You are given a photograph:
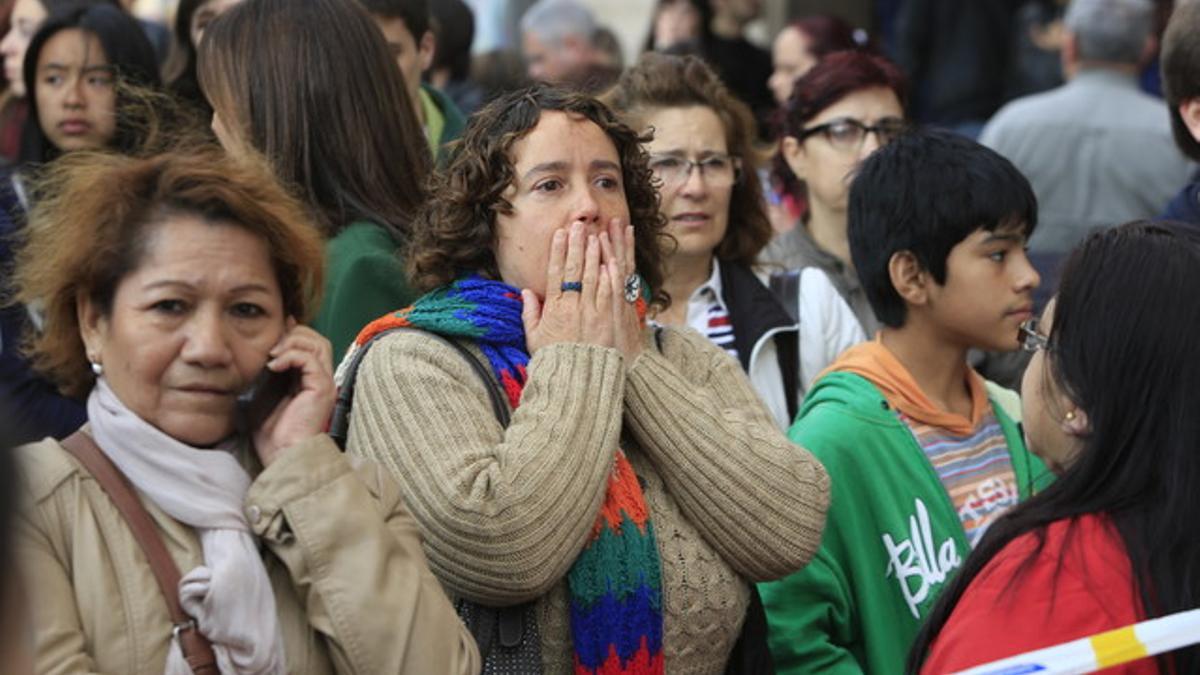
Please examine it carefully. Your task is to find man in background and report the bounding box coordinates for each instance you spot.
[364,0,468,160]
[519,0,618,92]
[981,0,1192,308]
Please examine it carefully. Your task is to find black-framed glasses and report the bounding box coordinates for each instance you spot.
[648,153,742,188]
[798,117,907,152]
[1019,318,1050,353]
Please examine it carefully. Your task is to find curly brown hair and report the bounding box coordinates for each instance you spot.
[408,84,671,309]
[603,52,773,267]
[12,148,326,397]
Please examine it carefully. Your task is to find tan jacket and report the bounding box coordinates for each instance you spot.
[347,326,831,674]
[16,432,480,675]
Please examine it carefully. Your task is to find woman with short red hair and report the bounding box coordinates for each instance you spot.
[763,50,909,338]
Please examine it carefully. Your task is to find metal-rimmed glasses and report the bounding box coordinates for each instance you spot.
[798,117,908,152]
[1019,318,1050,353]
[648,153,742,189]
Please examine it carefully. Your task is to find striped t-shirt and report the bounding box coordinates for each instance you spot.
[903,409,1018,547]
[683,259,739,361]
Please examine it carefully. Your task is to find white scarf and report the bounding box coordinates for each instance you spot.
[87,378,287,675]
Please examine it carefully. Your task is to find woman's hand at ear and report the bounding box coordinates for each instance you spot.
[252,321,336,467]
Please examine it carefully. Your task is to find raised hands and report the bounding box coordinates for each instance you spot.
[522,217,643,362]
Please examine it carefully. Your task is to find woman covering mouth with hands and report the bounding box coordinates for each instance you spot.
[341,84,830,674]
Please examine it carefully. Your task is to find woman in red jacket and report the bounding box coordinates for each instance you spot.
[909,220,1200,674]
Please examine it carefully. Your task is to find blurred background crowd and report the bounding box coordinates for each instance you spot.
[2,0,1199,672]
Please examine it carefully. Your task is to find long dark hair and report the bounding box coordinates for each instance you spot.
[198,0,429,243]
[162,0,209,114]
[909,221,1200,673]
[19,3,160,165]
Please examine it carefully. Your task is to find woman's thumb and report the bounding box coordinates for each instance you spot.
[521,289,541,333]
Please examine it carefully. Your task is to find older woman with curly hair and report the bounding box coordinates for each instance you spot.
[340,84,830,674]
[10,148,479,674]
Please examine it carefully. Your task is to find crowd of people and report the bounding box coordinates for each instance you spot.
[0,0,1198,673]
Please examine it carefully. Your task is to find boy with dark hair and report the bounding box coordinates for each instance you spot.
[761,128,1053,674]
[360,0,466,160]
[1160,0,1200,222]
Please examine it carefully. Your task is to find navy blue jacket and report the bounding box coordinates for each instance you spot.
[0,173,85,444]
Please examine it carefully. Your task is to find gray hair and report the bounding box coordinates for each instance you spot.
[520,0,597,46]
[1065,0,1155,65]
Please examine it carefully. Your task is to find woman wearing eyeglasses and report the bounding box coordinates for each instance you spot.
[765,50,908,338]
[606,52,863,430]
[909,221,1200,673]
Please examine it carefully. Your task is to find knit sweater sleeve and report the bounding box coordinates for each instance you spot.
[623,326,830,582]
[345,331,625,605]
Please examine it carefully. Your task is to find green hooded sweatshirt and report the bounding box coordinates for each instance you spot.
[760,372,1052,674]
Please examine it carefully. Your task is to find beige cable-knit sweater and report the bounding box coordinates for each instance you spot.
[347,325,830,674]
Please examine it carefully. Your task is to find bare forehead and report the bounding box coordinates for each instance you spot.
[642,105,727,153]
[132,214,273,278]
[510,110,620,171]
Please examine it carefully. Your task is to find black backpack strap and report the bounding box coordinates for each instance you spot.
[330,327,510,448]
[768,270,805,418]
[776,330,800,423]
[767,269,802,323]
[327,326,535,668]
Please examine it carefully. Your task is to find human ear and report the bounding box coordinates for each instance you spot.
[888,250,928,306]
[1060,33,1078,78]
[77,291,108,365]
[1139,35,1158,70]
[781,136,807,180]
[1180,98,1200,144]
[419,30,436,73]
[1060,402,1090,437]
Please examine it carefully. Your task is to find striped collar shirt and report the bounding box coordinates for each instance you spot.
[684,259,739,361]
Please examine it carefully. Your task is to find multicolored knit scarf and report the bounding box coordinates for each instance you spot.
[339,275,665,674]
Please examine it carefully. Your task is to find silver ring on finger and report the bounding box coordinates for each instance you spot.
[623,273,642,304]
[561,281,583,293]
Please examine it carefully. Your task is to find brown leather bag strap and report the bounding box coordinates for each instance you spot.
[60,431,219,675]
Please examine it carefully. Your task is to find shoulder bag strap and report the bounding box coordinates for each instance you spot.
[330,327,510,449]
[60,431,218,675]
[327,327,528,658]
[767,269,802,324]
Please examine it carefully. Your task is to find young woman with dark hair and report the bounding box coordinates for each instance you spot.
[606,52,863,427]
[198,0,431,360]
[762,50,908,337]
[910,220,1200,674]
[0,0,130,161]
[1,2,162,446]
[18,2,159,165]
